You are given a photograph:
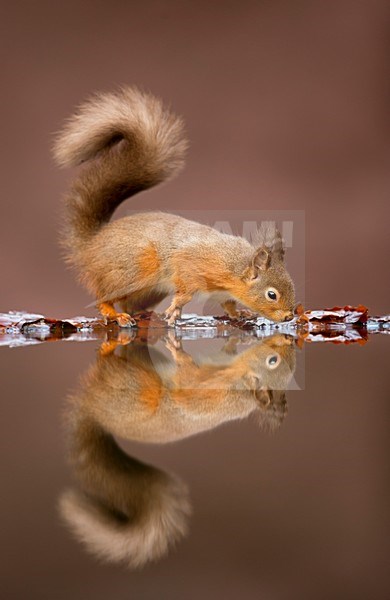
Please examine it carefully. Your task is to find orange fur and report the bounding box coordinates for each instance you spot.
[136,243,161,281]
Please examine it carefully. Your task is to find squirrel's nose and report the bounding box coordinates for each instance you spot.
[283,312,294,322]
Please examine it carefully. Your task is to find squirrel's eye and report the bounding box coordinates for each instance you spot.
[266,288,278,301]
[266,354,281,369]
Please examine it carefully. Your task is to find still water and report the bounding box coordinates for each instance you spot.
[1,323,389,600]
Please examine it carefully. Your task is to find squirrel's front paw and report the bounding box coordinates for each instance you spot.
[224,307,256,320]
[222,301,255,320]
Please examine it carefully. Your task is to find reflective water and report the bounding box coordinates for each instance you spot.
[1,327,389,600]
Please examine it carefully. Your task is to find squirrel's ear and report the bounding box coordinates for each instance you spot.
[272,229,285,262]
[255,387,272,408]
[252,246,271,275]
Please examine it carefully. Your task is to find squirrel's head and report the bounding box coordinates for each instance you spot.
[240,229,295,322]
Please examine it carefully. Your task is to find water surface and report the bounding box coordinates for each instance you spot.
[1,324,389,600]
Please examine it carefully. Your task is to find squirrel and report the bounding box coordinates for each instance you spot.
[53,86,295,326]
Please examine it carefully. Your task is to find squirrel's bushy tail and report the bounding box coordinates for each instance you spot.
[53,87,187,248]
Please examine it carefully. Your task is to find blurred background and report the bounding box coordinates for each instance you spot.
[1,0,389,316]
[1,2,389,600]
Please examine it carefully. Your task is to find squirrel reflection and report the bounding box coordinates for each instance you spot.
[59,332,296,568]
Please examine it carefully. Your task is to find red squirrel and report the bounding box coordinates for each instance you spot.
[54,87,295,326]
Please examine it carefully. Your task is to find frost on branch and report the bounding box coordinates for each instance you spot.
[0,307,389,348]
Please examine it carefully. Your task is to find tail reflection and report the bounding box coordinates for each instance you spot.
[59,417,190,568]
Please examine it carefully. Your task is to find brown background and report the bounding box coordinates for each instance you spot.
[1,0,389,316]
[1,2,389,600]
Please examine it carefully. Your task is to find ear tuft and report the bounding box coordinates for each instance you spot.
[253,223,285,263]
[272,229,285,262]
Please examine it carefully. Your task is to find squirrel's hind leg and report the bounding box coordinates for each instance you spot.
[98,302,136,328]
